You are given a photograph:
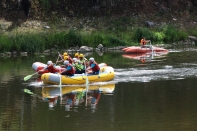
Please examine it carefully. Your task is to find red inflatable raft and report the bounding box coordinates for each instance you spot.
[122,45,168,53]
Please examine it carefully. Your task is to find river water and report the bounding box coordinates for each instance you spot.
[1,46,197,131]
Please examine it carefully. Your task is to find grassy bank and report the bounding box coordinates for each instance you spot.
[0,21,192,53]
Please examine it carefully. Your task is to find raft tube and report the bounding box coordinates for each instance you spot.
[41,66,115,85]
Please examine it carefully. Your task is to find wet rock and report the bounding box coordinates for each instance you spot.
[97,44,103,49]
[20,52,27,56]
[79,46,93,52]
[5,52,12,55]
[95,48,100,52]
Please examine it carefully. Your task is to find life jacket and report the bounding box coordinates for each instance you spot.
[79,58,88,68]
[73,62,83,71]
[68,56,73,64]
[90,61,100,72]
[65,64,75,74]
[47,65,58,73]
[140,39,146,45]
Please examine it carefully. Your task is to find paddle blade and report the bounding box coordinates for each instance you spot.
[24,72,38,81]
[59,74,62,88]
[85,76,89,92]
[24,75,33,81]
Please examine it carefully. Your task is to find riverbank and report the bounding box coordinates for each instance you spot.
[0,14,197,56]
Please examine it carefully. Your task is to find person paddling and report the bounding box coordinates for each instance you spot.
[78,53,88,71]
[61,60,75,77]
[86,57,100,75]
[38,61,58,74]
[72,58,84,74]
[140,37,150,47]
[57,55,73,64]
[74,53,80,60]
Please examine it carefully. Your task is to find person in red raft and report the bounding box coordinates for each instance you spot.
[140,37,150,47]
[86,57,100,75]
[38,61,58,74]
[61,60,75,77]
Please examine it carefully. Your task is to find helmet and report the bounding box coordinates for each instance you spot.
[63,52,68,56]
[79,54,84,58]
[64,60,69,65]
[75,53,79,57]
[73,58,77,62]
[47,61,52,65]
[89,57,94,62]
[64,56,68,60]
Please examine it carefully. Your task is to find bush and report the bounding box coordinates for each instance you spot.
[163,26,188,43]
[153,32,165,43]
[133,27,153,43]
[0,35,12,52]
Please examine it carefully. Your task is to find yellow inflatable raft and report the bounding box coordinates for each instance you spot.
[41,66,115,85]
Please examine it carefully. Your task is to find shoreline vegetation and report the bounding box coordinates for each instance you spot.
[1,0,197,56]
[1,17,197,56]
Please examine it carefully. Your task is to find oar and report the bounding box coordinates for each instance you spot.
[24,72,38,81]
[84,62,89,106]
[55,55,59,65]
[59,67,62,104]
[149,40,155,59]
[58,52,64,60]
[150,40,154,53]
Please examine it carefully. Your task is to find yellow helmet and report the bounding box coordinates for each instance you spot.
[79,54,84,58]
[75,53,79,57]
[64,56,68,60]
[63,52,68,56]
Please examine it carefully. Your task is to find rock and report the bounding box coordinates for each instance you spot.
[12,51,17,55]
[188,36,197,41]
[145,21,154,27]
[95,48,100,52]
[43,26,50,29]
[21,52,27,56]
[0,53,5,57]
[43,49,50,53]
[97,44,103,49]
[79,46,93,52]
[5,52,11,55]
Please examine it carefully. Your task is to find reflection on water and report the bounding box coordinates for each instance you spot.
[34,84,116,112]
[122,51,169,63]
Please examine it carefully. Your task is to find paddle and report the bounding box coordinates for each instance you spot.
[24,72,38,81]
[149,40,155,59]
[55,55,59,65]
[59,66,62,104]
[84,62,89,106]
[150,40,153,52]
[58,52,64,60]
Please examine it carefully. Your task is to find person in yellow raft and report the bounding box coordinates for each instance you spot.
[72,58,84,74]
[74,52,80,60]
[140,37,150,47]
[57,52,73,64]
[78,54,88,73]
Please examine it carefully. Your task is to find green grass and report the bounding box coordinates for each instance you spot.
[0,21,192,53]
